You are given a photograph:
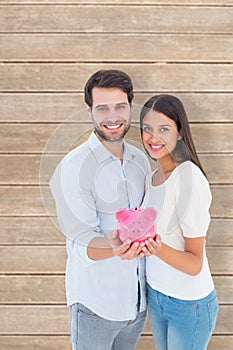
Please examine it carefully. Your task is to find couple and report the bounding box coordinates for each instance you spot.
[50,69,218,350]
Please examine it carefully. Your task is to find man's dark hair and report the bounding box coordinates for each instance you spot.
[84,69,134,107]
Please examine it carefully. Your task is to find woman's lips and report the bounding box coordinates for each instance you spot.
[150,144,164,152]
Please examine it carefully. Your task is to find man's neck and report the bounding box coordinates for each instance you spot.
[96,133,124,160]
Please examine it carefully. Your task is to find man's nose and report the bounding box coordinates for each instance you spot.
[106,108,119,120]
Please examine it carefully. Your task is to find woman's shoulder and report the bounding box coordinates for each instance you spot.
[176,161,211,201]
[177,161,208,183]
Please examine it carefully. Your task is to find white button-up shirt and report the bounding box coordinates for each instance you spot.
[50,131,150,321]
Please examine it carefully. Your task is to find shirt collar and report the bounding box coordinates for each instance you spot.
[88,131,136,164]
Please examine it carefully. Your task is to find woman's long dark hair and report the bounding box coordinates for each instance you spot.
[140,94,207,177]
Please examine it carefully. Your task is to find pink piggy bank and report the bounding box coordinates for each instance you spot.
[116,207,157,243]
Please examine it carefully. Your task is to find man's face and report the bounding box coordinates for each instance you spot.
[90,87,131,142]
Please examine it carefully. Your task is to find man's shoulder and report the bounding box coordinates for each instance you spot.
[65,139,91,163]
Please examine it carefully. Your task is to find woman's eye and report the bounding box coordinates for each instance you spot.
[142,126,152,133]
[161,127,169,132]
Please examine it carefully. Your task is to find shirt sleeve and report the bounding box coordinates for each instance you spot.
[175,162,212,238]
[50,156,103,266]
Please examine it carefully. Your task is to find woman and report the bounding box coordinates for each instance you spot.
[140,94,218,350]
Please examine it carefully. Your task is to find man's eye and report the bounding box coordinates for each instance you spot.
[97,106,108,112]
[116,104,127,110]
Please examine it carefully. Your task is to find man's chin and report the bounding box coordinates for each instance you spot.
[94,126,130,142]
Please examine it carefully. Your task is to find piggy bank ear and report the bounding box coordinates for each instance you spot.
[115,209,130,223]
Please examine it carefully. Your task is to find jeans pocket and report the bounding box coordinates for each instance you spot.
[168,296,196,309]
[77,303,99,319]
[207,296,218,332]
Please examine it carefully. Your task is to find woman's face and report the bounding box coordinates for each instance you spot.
[142,110,180,161]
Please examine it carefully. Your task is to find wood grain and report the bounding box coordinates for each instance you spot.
[0,185,232,218]
[0,275,231,305]
[0,124,232,154]
[0,276,66,304]
[0,217,64,244]
[211,186,233,218]
[0,154,232,185]
[0,185,232,217]
[1,34,232,62]
[0,217,231,246]
[207,219,233,246]
[0,335,232,350]
[1,64,233,92]
[1,93,233,123]
[0,246,67,273]
[1,0,232,346]
[0,306,231,334]
[0,246,231,274]
[1,1,232,4]
[1,5,232,33]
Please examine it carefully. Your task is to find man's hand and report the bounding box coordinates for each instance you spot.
[109,230,146,260]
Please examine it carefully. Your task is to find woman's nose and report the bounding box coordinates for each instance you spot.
[148,130,160,141]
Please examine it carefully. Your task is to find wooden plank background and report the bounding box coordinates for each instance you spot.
[0,1,232,349]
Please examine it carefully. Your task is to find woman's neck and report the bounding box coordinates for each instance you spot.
[152,158,177,186]
[157,157,177,174]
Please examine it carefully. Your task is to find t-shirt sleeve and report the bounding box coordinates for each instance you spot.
[175,162,212,238]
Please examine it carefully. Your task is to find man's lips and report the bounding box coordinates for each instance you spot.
[102,122,124,130]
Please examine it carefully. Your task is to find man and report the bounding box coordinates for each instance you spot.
[50,70,154,350]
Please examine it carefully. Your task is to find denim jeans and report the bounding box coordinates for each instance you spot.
[147,283,218,350]
[69,303,147,350]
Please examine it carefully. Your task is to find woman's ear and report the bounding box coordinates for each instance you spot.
[177,129,183,140]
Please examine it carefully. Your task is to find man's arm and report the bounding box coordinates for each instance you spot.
[50,158,147,263]
[87,231,147,261]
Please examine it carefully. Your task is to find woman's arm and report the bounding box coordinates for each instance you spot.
[144,236,205,276]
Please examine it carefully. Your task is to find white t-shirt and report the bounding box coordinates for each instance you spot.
[143,161,215,300]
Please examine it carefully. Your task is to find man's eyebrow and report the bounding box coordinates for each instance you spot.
[93,104,108,109]
[93,102,129,109]
[116,102,129,106]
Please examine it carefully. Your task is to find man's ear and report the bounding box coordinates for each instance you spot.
[87,106,93,119]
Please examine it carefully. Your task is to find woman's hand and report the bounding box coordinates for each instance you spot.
[109,230,148,260]
[142,234,162,256]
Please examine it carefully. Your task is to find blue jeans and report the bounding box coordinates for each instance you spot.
[147,283,218,350]
[69,303,147,350]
